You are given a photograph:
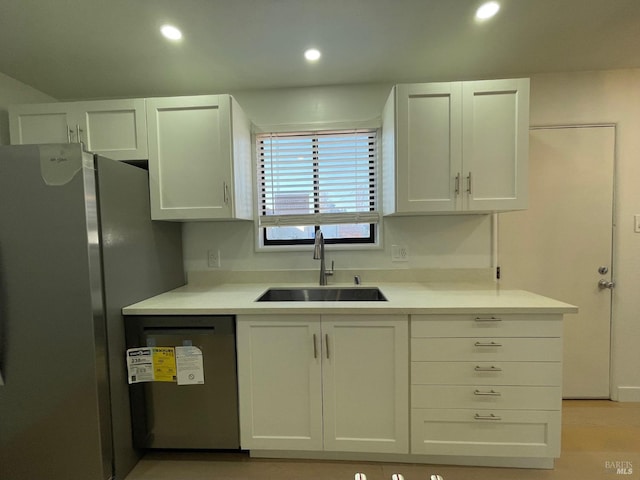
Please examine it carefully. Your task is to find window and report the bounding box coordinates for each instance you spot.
[257,129,379,246]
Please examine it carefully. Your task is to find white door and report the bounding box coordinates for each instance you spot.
[146,95,232,220]
[321,315,409,454]
[462,78,529,211]
[236,315,323,450]
[78,99,148,160]
[395,82,462,213]
[498,126,614,398]
[9,103,73,144]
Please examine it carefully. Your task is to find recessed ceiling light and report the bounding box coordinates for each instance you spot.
[304,48,321,62]
[475,1,500,20]
[160,24,182,41]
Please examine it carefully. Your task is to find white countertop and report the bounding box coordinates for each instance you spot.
[122,282,578,316]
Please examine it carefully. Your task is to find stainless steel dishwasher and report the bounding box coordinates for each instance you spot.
[125,315,239,449]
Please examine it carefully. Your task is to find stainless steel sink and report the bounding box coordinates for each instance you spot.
[255,287,387,302]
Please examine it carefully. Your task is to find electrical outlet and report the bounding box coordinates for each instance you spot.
[207,249,221,268]
[391,244,409,262]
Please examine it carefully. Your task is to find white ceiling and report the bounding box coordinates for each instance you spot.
[1,0,640,101]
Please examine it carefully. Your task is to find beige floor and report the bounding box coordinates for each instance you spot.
[126,400,640,480]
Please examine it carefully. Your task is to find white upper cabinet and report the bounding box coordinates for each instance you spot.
[146,95,253,221]
[385,82,463,213]
[462,79,529,211]
[383,78,529,214]
[9,99,148,161]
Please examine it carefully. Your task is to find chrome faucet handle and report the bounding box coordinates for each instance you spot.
[326,260,334,276]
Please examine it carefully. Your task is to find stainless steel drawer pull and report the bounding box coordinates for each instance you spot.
[325,334,330,359]
[474,316,502,322]
[474,365,502,372]
[313,334,318,359]
[474,389,502,396]
[474,341,502,347]
[474,413,502,421]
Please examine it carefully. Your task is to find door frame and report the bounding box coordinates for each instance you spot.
[492,123,618,398]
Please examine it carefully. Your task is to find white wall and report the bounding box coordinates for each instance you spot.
[0,72,56,144]
[529,69,640,402]
[182,84,494,276]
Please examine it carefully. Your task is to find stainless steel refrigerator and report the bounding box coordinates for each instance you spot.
[0,144,185,480]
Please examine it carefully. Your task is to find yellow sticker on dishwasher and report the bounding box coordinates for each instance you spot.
[152,347,177,382]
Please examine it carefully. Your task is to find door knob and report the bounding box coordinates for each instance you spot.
[598,279,615,289]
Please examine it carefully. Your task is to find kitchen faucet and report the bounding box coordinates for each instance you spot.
[313,230,333,285]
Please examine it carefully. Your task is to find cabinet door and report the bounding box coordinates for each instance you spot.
[9,100,148,161]
[321,315,409,454]
[395,83,462,213]
[9,103,74,144]
[77,99,148,160]
[462,78,529,211]
[146,95,233,220]
[236,315,323,451]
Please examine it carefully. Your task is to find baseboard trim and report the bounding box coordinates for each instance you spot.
[249,450,555,469]
[616,386,640,402]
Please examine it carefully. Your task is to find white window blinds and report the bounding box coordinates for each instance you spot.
[257,130,379,227]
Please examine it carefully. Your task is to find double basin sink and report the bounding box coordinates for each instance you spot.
[256,287,387,302]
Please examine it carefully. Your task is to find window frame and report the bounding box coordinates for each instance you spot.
[255,128,381,249]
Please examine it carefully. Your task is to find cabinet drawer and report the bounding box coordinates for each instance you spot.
[411,408,560,457]
[412,385,561,410]
[411,361,561,386]
[411,337,561,362]
[411,314,562,338]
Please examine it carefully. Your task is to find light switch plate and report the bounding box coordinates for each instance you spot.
[635,214,640,233]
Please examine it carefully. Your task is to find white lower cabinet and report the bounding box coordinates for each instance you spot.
[410,314,563,460]
[237,314,409,454]
[237,311,562,466]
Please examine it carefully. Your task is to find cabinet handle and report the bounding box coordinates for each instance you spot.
[223,181,230,205]
[474,365,502,372]
[67,126,72,143]
[454,173,460,195]
[474,389,502,396]
[325,334,330,359]
[474,413,502,421]
[474,316,502,322]
[474,341,502,347]
[313,334,318,359]
[76,124,84,147]
[466,172,472,194]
